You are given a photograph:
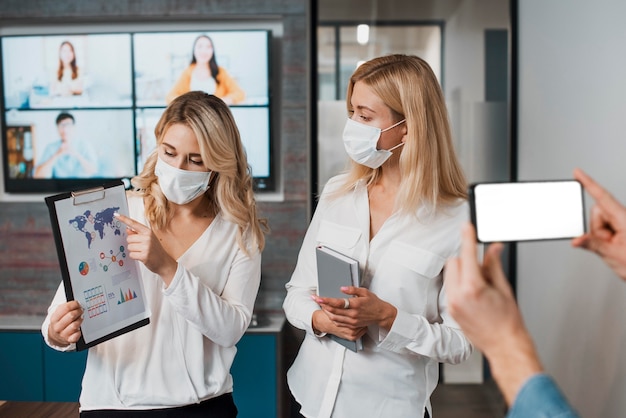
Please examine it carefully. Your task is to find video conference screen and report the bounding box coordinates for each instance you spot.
[1,30,273,194]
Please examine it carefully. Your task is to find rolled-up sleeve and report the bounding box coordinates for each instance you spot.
[507,374,581,418]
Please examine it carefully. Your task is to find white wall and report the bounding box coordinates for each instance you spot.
[444,0,510,184]
[518,1,626,417]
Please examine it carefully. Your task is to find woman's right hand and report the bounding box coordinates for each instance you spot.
[114,213,178,286]
[312,309,367,341]
[48,300,84,347]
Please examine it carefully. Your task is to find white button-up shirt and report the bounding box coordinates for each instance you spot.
[42,195,261,411]
[283,175,472,418]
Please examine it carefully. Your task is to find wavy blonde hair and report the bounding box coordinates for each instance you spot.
[131,91,267,252]
[340,54,467,213]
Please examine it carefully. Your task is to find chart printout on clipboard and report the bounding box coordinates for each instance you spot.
[45,181,150,350]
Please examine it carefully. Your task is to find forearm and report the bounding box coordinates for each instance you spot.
[377,309,473,363]
[283,221,325,335]
[283,285,321,335]
[164,253,260,347]
[485,330,544,406]
[34,156,57,178]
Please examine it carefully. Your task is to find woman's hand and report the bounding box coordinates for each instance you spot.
[312,309,367,341]
[313,287,398,333]
[48,300,83,347]
[115,213,178,285]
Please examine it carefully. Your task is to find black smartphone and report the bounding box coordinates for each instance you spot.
[468,180,586,243]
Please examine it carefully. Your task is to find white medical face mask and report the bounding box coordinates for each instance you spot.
[154,156,212,205]
[342,118,406,169]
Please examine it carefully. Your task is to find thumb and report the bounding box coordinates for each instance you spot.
[482,243,512,295]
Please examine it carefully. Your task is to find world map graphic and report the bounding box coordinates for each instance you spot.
[68,207,121,249]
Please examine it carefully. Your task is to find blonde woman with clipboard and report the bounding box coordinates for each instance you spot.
[283,55,472,418]
[42,91,267,417]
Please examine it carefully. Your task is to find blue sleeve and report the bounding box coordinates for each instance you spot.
[506,374,581,418]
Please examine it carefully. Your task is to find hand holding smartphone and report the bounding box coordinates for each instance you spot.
[469,180,586,243]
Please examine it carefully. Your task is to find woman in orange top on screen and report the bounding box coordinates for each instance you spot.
[166,35,245,105]
[51,40,84,97]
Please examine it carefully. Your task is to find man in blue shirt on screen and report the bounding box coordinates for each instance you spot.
[446,168,626,417]
[34,112,98,178]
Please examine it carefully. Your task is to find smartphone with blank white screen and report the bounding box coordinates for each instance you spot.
[469,180,586,243]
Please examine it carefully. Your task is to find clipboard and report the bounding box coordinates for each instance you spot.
[45,181,150,351]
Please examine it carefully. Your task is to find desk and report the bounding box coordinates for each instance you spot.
[0,312,286,418]
[0,400,78,418]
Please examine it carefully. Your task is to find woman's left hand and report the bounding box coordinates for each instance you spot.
[313,286,397,331]
[115,213,178,284]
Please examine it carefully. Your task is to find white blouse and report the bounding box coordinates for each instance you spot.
[42,195,261,411]
[283,174,473,418]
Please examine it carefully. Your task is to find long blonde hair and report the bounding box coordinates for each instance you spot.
[341,54,467,213]
[131,91,267,252]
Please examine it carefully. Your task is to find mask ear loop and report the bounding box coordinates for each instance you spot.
[206,170,216,190]
[380,119,407,152]
[381,118,406,133]
[387,142,405,152]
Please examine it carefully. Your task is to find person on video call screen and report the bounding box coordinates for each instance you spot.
[34,112,98,178]
[166,34,245,105]
[51,41,84,97]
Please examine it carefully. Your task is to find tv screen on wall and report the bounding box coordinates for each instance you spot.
[0,29,273,194]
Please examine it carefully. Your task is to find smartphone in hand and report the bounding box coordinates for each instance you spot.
[469,180,586,243]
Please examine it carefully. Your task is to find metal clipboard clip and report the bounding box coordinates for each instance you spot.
[72,186,106,205]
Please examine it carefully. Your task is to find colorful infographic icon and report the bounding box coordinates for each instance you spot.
[78,261,89,276]
[99,246,126,271]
